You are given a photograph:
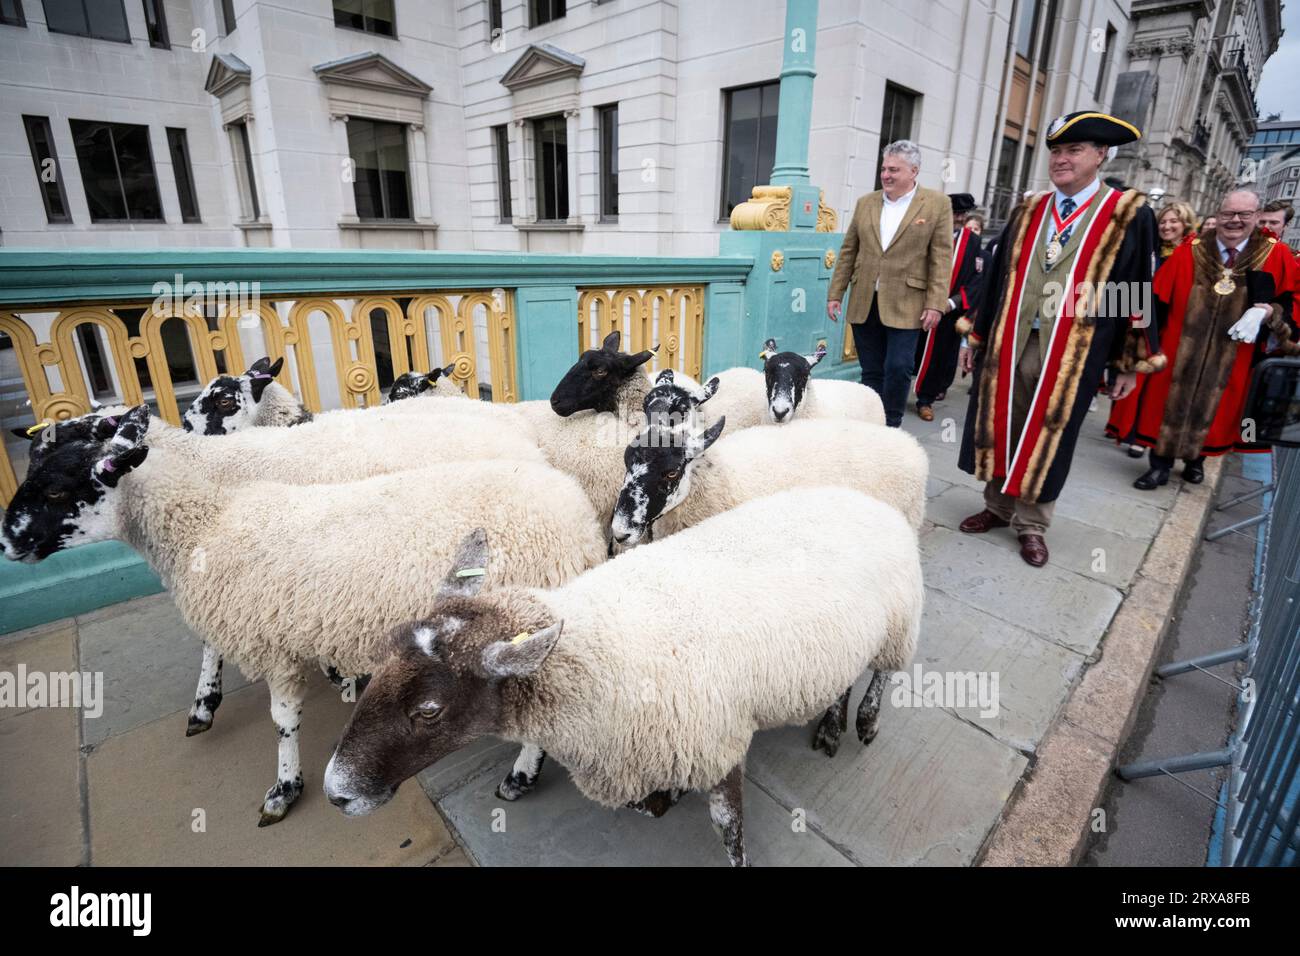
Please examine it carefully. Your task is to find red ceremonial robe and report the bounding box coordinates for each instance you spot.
[1131,230,1299,459]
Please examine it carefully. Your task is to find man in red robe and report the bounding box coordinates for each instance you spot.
[1131,189,1299,488]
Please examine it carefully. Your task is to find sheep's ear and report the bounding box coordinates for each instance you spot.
[11,426,37,442]
[622,348,655,371]
[685,417,725,459]
[699,376,720,403]
[805,343,828,368]
[480,622,563,679]
[438,528,489,598]
[92,444,149,488]
[265,356,285,378]
[654,368,675,386]
[601,330,621,352]
[439,362,457,379]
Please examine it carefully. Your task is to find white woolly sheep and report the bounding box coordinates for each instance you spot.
[758,337,885,425]
[0,406,606,825]
[323,486,924,866]
[610,416,928,757]
[182,357,313,435]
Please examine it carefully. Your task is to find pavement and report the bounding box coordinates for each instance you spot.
[1083,455,1262,866]
[0,376,1210,866]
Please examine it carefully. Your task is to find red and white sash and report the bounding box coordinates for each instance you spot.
[995,188,1122,495]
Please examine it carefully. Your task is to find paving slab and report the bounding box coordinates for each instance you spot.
[746,694,1027,866]
[436,747,854,867]
[920,527,1122,655]
[86,677,456,866]
[0,701,84,865]
[914,588,1085,753]
[924,485,1151,588]
[78,593,251,747]
[0,622,79,722]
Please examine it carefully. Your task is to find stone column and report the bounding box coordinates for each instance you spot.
[332,114,358,221]
[408,122,432,221]
[564,107,581,223]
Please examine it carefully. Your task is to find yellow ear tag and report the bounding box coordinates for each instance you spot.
[455,568,485,578]
[510,631,532,645]
[26,422,51,437]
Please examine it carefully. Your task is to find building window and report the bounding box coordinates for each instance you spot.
[493,124,512,222]
[218,0,235,35]
[228,120,260,220]
[530,0,565,28]
[348,117,412,221]
[142,0,168,47]
[876,82,919,190]
[1095,24,1117,99]
[69,120,163,222]
[42,0,129,41]
[1,0,26,27]
[720,81,779,220]
[599,104,619,220]
[166,128,200,222]
[22,115,71,223]
[333,0,394,37]
[532,114,568,221]
[1283,182,1297,199]
[488,0,502,35]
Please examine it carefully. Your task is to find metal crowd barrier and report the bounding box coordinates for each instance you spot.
[1116,359,1300,866]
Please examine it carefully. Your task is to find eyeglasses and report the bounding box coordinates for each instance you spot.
[1217,212,1257,221]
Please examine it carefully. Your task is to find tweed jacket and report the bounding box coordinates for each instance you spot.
[828,186,955,329]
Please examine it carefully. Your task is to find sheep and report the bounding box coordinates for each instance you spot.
[0,405,607,826]
[32,402,543,736]
[323,486,924,866]
[610,416,927,757]
[385,364,461,403]
[182,357,313,435]
[758,337,886,425]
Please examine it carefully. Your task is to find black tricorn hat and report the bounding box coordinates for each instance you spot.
[949,193,977,215]
[1045,111,1141,147]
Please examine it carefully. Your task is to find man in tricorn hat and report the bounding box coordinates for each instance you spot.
[955,111,1164,567]
[1128,188,1298,489]
[913,192,984,421]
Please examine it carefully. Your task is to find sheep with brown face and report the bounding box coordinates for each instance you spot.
[325,486,923,866]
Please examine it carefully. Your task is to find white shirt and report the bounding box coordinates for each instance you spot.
[1216,236,1249,263]
[880,185,917,251]
[1044,176,1102,249]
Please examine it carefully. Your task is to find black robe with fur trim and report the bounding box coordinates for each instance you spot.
[957,189,1161,503]
[914,228,984,404]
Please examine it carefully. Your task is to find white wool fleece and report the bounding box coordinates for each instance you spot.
[139,408,543,485]
[113,453,606,685]
[499,487,923,807]
[658,418,927,538]
[790,378,885,425]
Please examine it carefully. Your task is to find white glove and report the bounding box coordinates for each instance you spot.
[1227,306,1267,343]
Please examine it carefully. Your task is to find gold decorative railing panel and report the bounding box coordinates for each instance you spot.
[0,289,519,506]
[577,286,705,379]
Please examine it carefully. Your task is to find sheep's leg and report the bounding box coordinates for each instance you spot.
[186,643,223,737]
[708,763,748,867]
[856,670,889,746]
[496,744,547,801]
[626,788,684,818]
[258,681,306,827]
[811,687,851,757]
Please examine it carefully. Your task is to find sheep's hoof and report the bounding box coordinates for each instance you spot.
[258,779,304,826]
[856,717,880,747]
[185,715,213,737]
[812,712,844,758]
[495,771,535,802]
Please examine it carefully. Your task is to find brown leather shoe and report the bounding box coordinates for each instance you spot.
[917,405,935,422]
[1019,534,1049,567]
[959,509,1011,534]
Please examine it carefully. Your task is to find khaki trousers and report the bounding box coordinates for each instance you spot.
[983,330,1056,537]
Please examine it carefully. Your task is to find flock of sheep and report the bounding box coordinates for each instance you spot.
[1,332,928,866]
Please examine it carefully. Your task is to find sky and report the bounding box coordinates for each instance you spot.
[1255,2,1299,120]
